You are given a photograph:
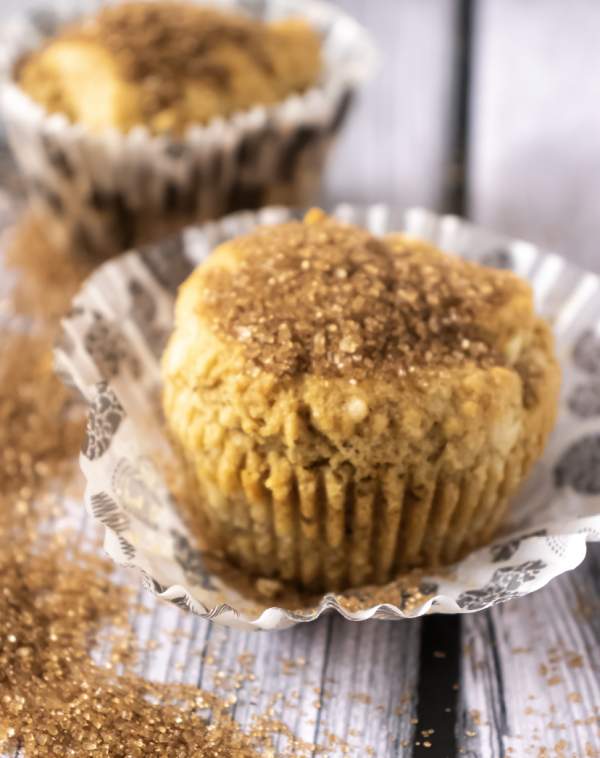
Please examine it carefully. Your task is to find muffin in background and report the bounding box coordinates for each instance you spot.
[18,3,321,135]
[162,209,561,593]
[1,1,375,256]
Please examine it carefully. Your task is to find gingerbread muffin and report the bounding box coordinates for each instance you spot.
[5,1,374,256]
[161,209,560,592]
[18,2,321,135]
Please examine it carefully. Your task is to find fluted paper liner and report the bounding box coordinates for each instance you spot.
[179,440,529,592]
[55,205,600,630]
[0,0,376,256]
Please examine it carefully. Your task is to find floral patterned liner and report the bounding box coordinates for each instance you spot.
[55,204,600,630]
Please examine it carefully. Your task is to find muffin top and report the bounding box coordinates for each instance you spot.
[183,209,535,381]
[165,210,559,476]
[18,1,321,134]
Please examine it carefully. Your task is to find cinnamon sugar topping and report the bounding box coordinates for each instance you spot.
[94,2,272,89]
[198,209,523,379]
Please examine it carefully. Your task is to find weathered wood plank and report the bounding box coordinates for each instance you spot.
[187,612,422,756]
[468,0,600,272]
[311,616,421,756]
[2,0,47,14]
[464,6,600,751]
[324,0,460,212]
[198,615,334,752]
[458,544,600,757]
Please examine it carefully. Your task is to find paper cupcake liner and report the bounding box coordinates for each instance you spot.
[55,204,600,630]
[0,0,376,257]
[175,435,537,593]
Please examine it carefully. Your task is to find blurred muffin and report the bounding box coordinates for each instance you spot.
[164,209,561,593]
[3,1,374,256]
[18,3,321,135]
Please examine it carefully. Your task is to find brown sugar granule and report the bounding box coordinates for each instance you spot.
[198,209,521,379]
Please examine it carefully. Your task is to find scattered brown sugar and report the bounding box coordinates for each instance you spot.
[0,331,83,501]
[1,535,312,757]
[0,215,348,758]
[332,569,442,614]
[4,216,94,321]
[0,218,92,505]
[198,209,523,379]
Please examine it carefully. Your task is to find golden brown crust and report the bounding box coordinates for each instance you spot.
[162,212,561,592]
[190,209,535,379]
[18,2,321,134]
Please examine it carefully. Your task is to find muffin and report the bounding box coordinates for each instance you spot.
[18,3,321,135]
[162,209,561,592]
[2,1,374,256]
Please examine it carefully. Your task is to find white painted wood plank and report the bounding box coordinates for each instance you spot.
[324,0,460,211]
[198,615,333,752]
[467,5,600,751]
[314,616,421,757]
[458,545,600,757]
[1,1,42,14]
[468,0,600,272]
[190,613,422,756]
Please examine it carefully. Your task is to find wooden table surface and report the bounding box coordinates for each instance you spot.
[2,1,600,756]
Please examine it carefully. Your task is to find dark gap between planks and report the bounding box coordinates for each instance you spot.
[415,1,474,756]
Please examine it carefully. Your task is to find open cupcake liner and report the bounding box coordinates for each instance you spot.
[0,0,377,257]
[55,204,600,630]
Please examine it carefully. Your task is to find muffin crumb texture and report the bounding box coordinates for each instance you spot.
[18,1,321,133]
[163,211,561,592]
